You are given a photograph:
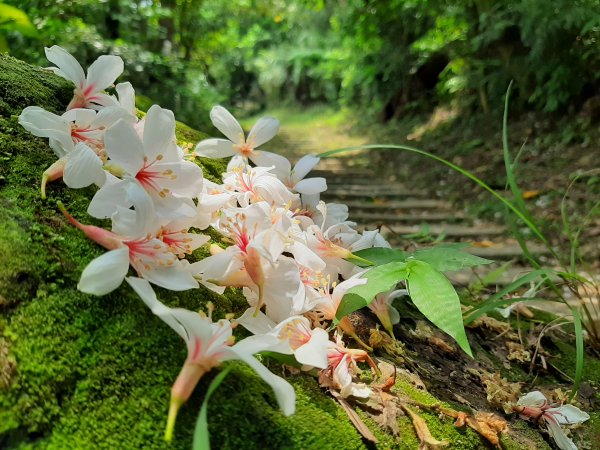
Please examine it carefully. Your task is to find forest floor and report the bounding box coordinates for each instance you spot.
[239,104,600,448]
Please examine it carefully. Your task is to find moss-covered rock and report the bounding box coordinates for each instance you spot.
[0,54,592,450]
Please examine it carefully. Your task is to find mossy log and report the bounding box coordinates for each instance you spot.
[0,55,594,449]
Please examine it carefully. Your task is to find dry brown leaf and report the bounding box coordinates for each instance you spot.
[522,190,541,200]
[463,413,507,448]
[472,240,497,248]
[400,404,449,450]
[480,372,522,413]
[330,390,379,444]
[506,341,531,363]
[410,321,455,353]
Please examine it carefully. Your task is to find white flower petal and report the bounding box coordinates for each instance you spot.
[78,247,129,295]
[115,82,136,115]
[18,106,72,156]
[294,177,327,195]
[63,142,106,188]
[292,155,320,182]
[517,391,548,408]
[210,105,244,143]
[93,105,135,128]
[45,46,85,86]
[236,308,277,335]
[140,264,199,291]
[249,150,286,168]
[62,108,97,127]
[85,55,124,92]
[87,179,130,219]
[227,345,296,416]
[156,161,203,197]
[110,181,155,236]
[248,117,279,147]
[294,327,329,369]
[104,119,145,175]
[545,418,577,450]
[194,138,235,158]
[143,105,176,161]
[551,405,590,425]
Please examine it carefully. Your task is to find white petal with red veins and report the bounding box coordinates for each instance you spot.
[295,327,329,369]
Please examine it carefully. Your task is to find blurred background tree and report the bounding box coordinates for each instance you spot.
[3,0,600,128]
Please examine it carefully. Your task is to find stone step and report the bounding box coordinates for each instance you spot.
[312,169,374,178]
[343,199,450,210]
[464,243,551,260]
[322,188,427,199]
[349,212,465,223]
[374,223,506,238]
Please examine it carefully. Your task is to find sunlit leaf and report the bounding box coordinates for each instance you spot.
[406,260,472,356]
[0,4,37,37]
[412,247,493,272]
[352,247,407,267]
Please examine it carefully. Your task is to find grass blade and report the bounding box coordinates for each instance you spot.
[570,307,584,399]
[193,366,233,450]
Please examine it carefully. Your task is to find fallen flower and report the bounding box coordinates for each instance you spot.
[514,391,589,450]
[126,277,296,441]
[45,45,124,110]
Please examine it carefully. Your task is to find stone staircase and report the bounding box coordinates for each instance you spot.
[314,158,553,288]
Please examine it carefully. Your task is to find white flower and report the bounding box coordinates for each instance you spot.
[195,105,284,167]
[221,165,298,207]
[319,335,377,398]
[126,277,296,441]
[60,189,198,295]
[45,45,124,110]
[236,310,329,369]
[268,154,327,195]
[88,105,203,220]
[515,391,589,450]
[18,105,133,196]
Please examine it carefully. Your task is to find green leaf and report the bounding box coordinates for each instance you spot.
[406,260,472,356]
[412,247,494,272]
[352,247,408,267]
[193,366,232,450]
[0,4,37,37]
[336,261,407,321]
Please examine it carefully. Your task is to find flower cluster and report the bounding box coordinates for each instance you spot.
[20,47,399,441]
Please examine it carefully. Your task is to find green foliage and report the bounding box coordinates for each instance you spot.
[338,243,490,355]
[405,260,472,356]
